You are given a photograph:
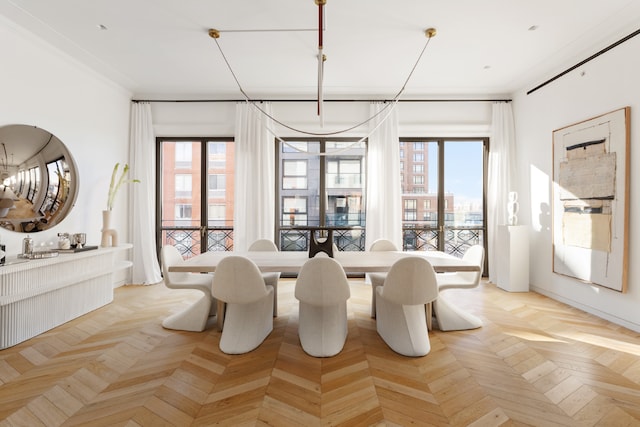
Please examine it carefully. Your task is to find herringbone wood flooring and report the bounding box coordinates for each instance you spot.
[1,279,640,426]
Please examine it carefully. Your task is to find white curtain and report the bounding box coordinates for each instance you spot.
[233,102,275,252]
[487,102,517,283]
[365,102,402,250]
[129,102,162,284]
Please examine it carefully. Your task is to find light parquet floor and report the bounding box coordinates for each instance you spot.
[1,279,640,426]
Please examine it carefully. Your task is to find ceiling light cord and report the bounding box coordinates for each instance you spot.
[265,99,399,157]
[317,0,325,122]
[211,36,251,102]
[210,28,433,137]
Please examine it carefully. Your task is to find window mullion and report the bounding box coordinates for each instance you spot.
[437,139,445,251]
[201,140,208,253]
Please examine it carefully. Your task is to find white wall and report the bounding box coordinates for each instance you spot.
[0,16,132,255]
[512,34,640,331]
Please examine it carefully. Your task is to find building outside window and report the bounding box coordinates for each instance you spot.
[208,174,226,198]
[158,138,234,258]
[282,196,307,226]
[282,160,308,189]
[208,142,226,169]
[175,174,192,198]
[208,204,226,223]
[175,204,192,224]
[277,139,365,251]
[404,199,417,221]
[400,138,487,257]
[175,142,192,168]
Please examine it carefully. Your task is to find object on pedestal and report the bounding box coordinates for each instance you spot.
[507,191,519,226]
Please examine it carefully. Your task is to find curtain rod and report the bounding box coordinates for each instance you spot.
[527,27,640,95]
[131,98,511,103]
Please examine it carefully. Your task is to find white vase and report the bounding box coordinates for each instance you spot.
[101,210,111,230]
[100,210,118,247]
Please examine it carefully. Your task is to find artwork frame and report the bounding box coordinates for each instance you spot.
[552,107,630,292]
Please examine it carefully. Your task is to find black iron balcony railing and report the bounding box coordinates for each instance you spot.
[279,227,366,252]
[161,224,484,260]
[402,226,484,258]
[160,226,234,259]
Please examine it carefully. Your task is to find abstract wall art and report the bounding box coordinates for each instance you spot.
[552,107,630,292]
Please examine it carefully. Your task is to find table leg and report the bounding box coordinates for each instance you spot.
[216,300,226,331]
[425,302,433,331]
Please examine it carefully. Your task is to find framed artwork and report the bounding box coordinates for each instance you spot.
[552,107,630,292]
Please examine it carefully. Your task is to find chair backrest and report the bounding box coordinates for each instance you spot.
[295,257,350,306]
[212,256,268,304]
[249,239,279,252]
[381,257,438,305]
[460,244,485,284]
[370,239,398,251]
[161,245,191,287]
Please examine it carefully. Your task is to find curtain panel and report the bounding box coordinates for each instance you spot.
[233,102,275,252]
[365,102,402,250]
[129,101,162,285]
[487,102,517,283]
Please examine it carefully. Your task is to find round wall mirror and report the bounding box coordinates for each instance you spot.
[0,124,78,233]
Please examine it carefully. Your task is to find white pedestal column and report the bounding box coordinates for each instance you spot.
[497,225,529,292]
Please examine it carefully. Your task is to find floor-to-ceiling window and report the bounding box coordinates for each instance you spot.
[276,139,366,251]
[400,138,487,260]
[156,135,486,262]
[157,138,234,258]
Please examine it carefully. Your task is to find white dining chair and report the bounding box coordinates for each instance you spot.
[161,245,216,332]
[212,255,274,354]
[433,244,484,331]
[375,257,439,357]
[295,257,351,357]
[368,238,398,318]
[248,239,280,317]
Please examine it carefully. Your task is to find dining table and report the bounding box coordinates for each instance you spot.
[169,250,482,332]
[169,249,480,274]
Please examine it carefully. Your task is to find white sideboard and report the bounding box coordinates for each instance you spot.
[0,244,132,349]
[497,225,529,292]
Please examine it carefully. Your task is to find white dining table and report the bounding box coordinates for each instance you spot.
[169,250,480,274]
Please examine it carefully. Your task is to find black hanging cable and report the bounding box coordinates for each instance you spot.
[209,27,435,136]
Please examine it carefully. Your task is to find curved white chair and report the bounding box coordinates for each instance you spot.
[295,257,351,357]
[212,256,274,354]
[433,244,485,331]
[369,238,398,252]
[368,239,399,318]
[248,239,280,317]
[375,257,438,357]
[161,245,216,332]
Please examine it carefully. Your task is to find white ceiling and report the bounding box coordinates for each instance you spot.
[2,0,640,100]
